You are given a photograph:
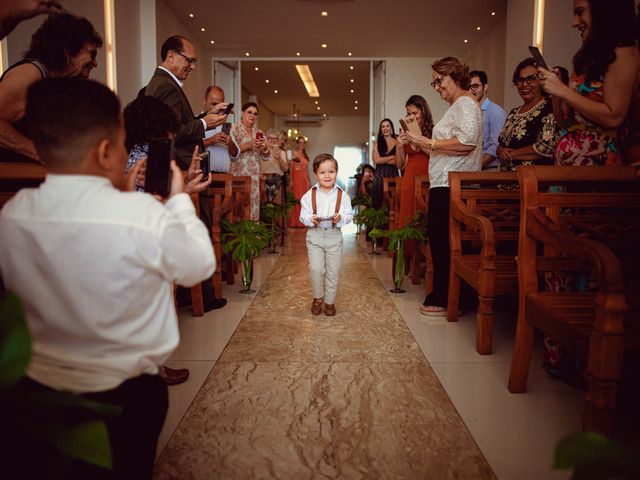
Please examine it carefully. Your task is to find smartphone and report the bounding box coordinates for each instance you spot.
[222,103,234,115]
[399,118,409,133]
[199,151,210,177]
[221,122,231,135]
[146,138,173,197]
[528,46,549,70]
[256,131,264,141]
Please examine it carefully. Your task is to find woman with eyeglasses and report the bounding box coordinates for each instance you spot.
[496,58,560,171]
[400,57,483,317]
[371,118,399,209]
[231,102,269,221]
[537,0,639,167]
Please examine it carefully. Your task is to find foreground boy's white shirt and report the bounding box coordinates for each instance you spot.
[0,174,215,393]
[299,184,354,228]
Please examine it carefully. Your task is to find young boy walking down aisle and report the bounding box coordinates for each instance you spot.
[299,154,354,316]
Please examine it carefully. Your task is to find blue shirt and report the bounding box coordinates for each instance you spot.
[480,97,506,169]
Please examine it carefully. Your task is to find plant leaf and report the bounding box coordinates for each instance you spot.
[0,292,31,392]
[47,419,113,469]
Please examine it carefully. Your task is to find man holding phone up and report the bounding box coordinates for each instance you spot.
[202,85,239,173]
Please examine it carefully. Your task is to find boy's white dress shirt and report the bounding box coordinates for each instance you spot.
[0,174,215,393]
[299,184,354,228]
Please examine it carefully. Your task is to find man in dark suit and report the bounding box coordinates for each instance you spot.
[143,35,228,318]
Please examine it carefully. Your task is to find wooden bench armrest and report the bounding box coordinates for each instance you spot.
[450,198,497,260]
[526,208,626,295]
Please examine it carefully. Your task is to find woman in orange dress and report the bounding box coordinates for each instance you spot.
[395,95,434,259]
[289,136,311,227]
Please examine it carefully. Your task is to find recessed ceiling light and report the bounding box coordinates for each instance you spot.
[464,39,468,43]
[350,65,354,70]
[321,11,328,16]
[210,40,215,44]
[323,113,327,117]
[350,78,354,83]
[189,13,194,18]
[254,67,259,71]
[201,27,205,32]
[350,89,354,93]
[354,106,358,110]
[274,90,278,94]
[476,26,481,30]
[317,106,321,110]
[491,11,496,16]
[354,100,358,104]
[296,52,301,56]
[245,52,250,57]
[348,52,352,56]
[265,79,269,83]
[321,43,327,48]
[314,100,318,104]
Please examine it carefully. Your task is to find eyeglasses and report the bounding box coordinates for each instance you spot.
[83,47,98,61]
[173,50,198,65]
[267,136,279,141]
[514,74,540,86]
[469,82,483,91]
[430,75,445,89]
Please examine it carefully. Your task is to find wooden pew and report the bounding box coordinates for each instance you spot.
[0,161,47,208]
[208,174,233,299]
[448,171,520,354]
[383,177,402,257]
[414,175,433,292]
[508,165,640,436]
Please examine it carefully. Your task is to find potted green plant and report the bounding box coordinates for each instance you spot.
[351,193,372,237]
[261,191,298,253]
[371,212,427,292]
[359,204,389,255]
[0,292,120,477]
[222,219,273,293]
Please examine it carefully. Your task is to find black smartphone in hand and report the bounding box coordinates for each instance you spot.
[528,46,549,70]
[199,151,210,177]
[146,138,173,197]
[222,103,234,115]
[221,122,231,135]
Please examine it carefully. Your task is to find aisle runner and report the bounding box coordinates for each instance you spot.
[155,232,495,479]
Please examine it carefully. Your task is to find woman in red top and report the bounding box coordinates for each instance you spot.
[289,136,311,227]
[395,95,434,259]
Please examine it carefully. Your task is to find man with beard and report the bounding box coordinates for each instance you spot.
[0,12,102,163]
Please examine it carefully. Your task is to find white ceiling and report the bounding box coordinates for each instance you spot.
[165,0,507,116]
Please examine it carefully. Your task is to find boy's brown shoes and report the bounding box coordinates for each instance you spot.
[311,298,324,315]
[324,303,336,316]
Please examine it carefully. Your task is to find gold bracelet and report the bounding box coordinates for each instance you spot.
[429,139,437,151]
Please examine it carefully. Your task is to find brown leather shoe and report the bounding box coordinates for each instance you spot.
[160,365,190,386]
[324,303,336,316]
[311,297,324,315]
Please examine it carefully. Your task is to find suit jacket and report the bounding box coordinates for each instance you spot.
[143,67,204,170]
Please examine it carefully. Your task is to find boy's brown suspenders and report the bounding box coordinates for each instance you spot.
[311,187,342,220]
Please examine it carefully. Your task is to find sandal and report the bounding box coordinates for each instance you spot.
[419,305,462,317]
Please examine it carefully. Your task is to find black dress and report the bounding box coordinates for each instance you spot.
[372,146,398,209]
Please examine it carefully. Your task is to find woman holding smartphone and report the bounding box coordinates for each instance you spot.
[372,118,399,209]
[231,102,270,221]
[289,136,311,227]
[537,0,639,167]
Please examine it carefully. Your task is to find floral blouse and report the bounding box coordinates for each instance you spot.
[498,98,559,171]
[554,72,621,166]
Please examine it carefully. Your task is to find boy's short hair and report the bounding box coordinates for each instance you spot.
[25,78,121,167]
[313,153,338,173]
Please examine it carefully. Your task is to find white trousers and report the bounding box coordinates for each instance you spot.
[306,227,343,304]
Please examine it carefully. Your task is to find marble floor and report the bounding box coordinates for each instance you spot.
[155,226,588,480]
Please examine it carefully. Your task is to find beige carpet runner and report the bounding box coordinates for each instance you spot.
[154,231,495,479]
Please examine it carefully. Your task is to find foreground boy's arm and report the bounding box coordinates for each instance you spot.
[299,189,319,227]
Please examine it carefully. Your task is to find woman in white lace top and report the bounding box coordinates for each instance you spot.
[400,56,483,316]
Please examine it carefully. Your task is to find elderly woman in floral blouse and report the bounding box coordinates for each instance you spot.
[497,58,560,171]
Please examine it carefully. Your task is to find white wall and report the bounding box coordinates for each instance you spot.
[276,115,369,183]
[465,17,507,108]
[542,0,581,78]
[504,0,535,111]
[114,0,142,105]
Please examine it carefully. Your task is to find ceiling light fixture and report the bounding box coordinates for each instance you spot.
[317,106,321,110]
[321,43,327,48]
[296,52,301,56]
[464,39,468,43]
[350,89,354,93]
[295,64,320,97]
[274,90,278,94]
[254,67,259,71]
[491,11,496,16]
[354,106,358,110]
[355,100,358,104]
[314,100,318,104]
[323,113,327,117]
[189,13,194,18]
[321,11,328,16]
[245,52,250,56]
[348,52,352,56]
[350,78,354,83]
[350,65,354,70]
[201,27,205,32]
[476,26,481,31]
[265,79,269,83]
[210,40,215,44]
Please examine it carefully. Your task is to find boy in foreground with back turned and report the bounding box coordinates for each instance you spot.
[299,153,354,316]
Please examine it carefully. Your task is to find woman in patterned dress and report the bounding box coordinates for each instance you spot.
[372,119,399,209]
[537,0,639,167]
[231,102,270,221]
[497,58,560,172]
